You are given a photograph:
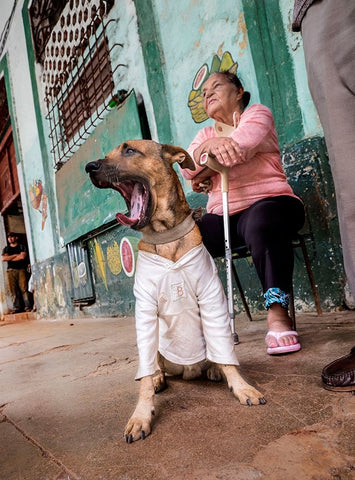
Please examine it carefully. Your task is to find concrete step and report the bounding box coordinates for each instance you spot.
[1,311,37,324]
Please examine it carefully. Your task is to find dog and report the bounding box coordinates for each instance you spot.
[86,140,265,443]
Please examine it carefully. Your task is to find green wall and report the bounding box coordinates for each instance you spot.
[242,0,304,147]
[4,0,345,318]
[56,91,143,244]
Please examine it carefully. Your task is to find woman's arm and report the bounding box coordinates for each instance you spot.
[192,136,243,167]
[183,106,274,181]
[229,105,277,161]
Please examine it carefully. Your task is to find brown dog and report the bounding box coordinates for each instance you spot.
[86,140,265,443]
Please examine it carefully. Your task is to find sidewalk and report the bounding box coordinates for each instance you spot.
[0,311,354,480]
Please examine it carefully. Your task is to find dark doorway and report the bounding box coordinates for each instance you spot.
[0,76,32,311]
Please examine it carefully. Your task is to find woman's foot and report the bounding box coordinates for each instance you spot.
[265,303,301,354]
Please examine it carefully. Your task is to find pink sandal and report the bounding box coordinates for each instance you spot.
[265,330,301,355]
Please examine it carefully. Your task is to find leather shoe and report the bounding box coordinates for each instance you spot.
[321,347,355,392]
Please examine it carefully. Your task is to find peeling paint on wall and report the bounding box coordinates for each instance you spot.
[33,256,73,318]
[236,13,248,54]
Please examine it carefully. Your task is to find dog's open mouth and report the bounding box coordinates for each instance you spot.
[113,179,151,229]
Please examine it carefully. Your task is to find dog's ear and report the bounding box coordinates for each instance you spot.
[161,144,196,171]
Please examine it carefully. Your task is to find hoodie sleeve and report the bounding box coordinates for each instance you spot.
[133,260,159,380]
[181,126,216,180]
[229,104,279,164]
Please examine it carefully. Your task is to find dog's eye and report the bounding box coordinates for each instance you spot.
[122,144,144,157]
[124,146,136,156]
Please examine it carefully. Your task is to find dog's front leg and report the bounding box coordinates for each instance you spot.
[124,375,155,443]
[219,365,266,406]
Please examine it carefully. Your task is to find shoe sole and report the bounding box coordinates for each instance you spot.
[267,343,301,355]
[322,383,355,392]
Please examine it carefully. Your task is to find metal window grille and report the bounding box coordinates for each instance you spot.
[30,0,125,169]
[58,37,115,144]
[29,0,68,64]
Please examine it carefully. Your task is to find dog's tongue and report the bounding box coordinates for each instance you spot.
[116,183,144,227]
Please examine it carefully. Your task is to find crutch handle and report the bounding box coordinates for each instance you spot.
[199,153,229,192]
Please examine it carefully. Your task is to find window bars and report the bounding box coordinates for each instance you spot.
[36,1,124,168]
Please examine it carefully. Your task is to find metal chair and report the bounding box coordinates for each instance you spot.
[230,232,322,330]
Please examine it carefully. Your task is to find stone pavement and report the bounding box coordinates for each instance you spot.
[0,310,354,480]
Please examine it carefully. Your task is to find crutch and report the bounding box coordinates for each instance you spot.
[198,153,239,345]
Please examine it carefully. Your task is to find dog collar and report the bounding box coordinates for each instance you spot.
[141,213,195,245]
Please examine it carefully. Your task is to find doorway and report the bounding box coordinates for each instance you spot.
[0,76,31,314]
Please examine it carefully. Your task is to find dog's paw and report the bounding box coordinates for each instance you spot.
[220,365,266,406]
[153,370,167,393]
[124,412,154,443]
[230,384,266,406]
[206,365,223,382]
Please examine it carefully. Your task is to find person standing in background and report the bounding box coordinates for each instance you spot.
[1,232,32,313]
[292,0,355,392]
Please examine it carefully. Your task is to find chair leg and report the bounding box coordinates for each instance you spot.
[289,284,296,330]
[299,236,322,316]
[231,261,253,321]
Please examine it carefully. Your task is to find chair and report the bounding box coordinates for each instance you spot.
[230,231,322,330]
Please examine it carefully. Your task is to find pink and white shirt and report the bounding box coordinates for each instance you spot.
[183,104,299,215]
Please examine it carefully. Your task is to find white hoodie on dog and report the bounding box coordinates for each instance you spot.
[133,244,239,379]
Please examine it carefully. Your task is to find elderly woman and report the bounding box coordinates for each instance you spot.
[182,71,305,355]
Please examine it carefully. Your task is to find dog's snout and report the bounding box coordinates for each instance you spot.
[85,160,103,174]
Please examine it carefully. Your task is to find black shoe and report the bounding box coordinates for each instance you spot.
[321,347,355,392]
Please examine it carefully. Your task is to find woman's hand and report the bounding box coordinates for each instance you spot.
[191,170,214,193]
[195,137,243,167]
[191,177,213,193]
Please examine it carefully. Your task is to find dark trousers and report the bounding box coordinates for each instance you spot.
[7,268,31,311]
[197,195,305,294]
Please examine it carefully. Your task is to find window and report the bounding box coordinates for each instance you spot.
[29,0,124,169]
[60,39,114,143]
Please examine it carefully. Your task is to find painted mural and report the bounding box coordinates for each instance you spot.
[92,235,139,288]
[106,240,122,275]
[188,51,238,123]
[85,229,140,316]
[29,179,48,230]
[93,237,108,291]
[105,237,139,278]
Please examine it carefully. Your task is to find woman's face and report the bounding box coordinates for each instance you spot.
[202,73,244,125]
